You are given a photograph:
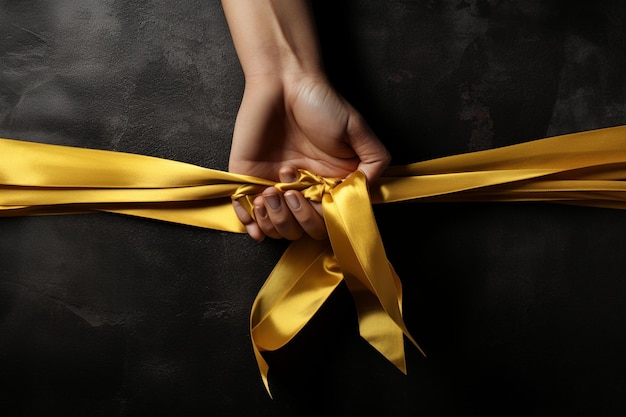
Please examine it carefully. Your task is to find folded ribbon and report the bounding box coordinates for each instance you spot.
[2,125,626,395]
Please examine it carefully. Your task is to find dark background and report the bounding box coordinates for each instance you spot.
[1,1,626,416]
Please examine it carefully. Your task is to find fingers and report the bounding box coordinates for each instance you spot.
[233,165,327,242]
[232,200,265,242]
[253,187,327,241]
[282,191,326,240]
[254,190,301,240]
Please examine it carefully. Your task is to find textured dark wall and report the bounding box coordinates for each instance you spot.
[1,1,626,416]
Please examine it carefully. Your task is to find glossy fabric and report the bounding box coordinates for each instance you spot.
[2,125,626,394]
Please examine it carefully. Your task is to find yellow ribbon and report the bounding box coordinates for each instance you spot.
[2,125,626,395]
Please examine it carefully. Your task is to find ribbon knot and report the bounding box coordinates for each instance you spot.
[276,169,343,203]
[232,169,343,220]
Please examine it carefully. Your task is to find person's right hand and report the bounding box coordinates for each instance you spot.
[229,73,390,241]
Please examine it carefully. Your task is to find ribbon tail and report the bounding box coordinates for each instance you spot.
[343,271,406,372]
[0,137,274,232]
[373,125,626,207]
[249,236,343,396]
[324,171,424,373]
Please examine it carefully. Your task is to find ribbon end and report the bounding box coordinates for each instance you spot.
[396,355,408,375]
[253,342,274,398]
[262,374,273,400]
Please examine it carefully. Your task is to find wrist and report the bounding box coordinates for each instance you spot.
[237,27,324,81]
[222,0,324,81]
[242,56,324,82]
[244,68,327,89]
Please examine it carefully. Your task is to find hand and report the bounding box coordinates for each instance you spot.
[229,73,390,241]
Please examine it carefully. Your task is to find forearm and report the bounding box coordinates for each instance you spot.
[221,0,324,80]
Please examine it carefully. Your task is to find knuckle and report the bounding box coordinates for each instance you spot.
[268,211,293,228]
[273,217,304,240]
[295,214,327,240]
[259,223,280,240]
[294,211,318,227]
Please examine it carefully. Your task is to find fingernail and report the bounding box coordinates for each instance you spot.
[265,194,280,210]
[255,204,268,219]
[283,171,298,183]
[285,192,300,210]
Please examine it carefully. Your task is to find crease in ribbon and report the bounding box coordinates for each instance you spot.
[2,125,626,396]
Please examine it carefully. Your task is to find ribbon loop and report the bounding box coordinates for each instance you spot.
[323,171,424,372]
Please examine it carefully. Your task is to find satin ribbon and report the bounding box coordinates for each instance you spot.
[2,125,626,395]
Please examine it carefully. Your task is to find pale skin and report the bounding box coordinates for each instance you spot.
[222,0,390,241]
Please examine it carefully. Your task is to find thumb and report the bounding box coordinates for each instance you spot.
[347,115,391,181]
